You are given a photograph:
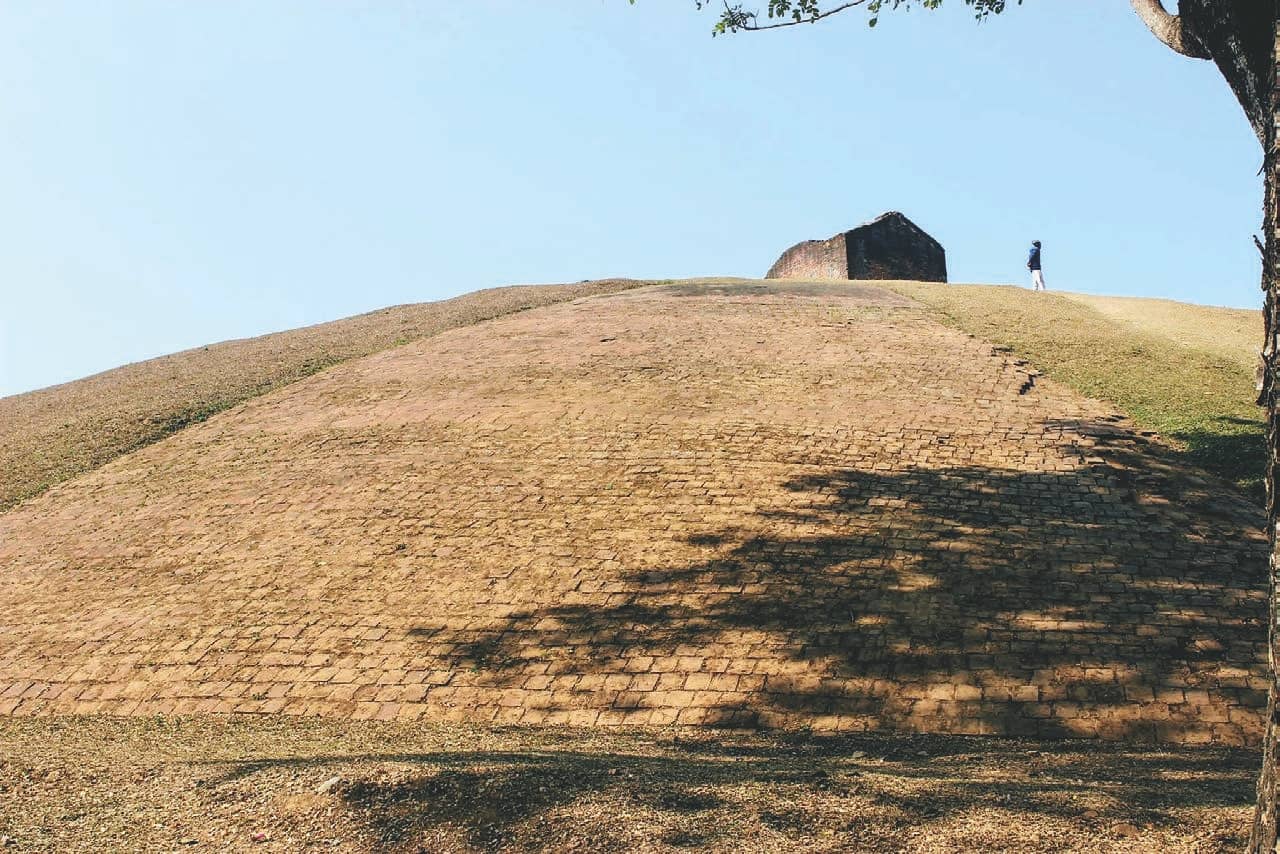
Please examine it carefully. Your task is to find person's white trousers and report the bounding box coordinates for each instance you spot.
[1031,269,1046,291]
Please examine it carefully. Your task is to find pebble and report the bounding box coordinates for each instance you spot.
[315,776,342,794]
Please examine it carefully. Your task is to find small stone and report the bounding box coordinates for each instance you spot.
[0,836,14,847]
[251,831,269,843]
[1081,809,1099,820]
[1113,822,1141,838]
[180,839,199,846]
[849,750,866,759]
[316,776,342,794]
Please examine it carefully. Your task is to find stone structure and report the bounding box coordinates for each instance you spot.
[0,284,1266,745]
[765,211,947,283]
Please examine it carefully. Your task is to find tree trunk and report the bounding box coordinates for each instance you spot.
[1180,0,1273,145]
[1248,13,1280,854]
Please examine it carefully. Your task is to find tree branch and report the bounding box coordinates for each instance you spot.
[1129,0,1210,59]
[737,1,866,31]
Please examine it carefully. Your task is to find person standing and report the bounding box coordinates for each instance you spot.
[1027,240,1046,291]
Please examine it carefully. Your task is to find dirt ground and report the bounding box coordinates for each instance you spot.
[0,716,1254,852]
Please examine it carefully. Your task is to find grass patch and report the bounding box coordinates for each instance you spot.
[887,282,1264,498]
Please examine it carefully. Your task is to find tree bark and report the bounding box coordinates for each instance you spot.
[1245,7,1279,853]
[1130,0,1210,59]
[1179,0,1273,145]
[1132,3,1277,850]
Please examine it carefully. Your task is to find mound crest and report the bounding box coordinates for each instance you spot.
[0,282,1265,744]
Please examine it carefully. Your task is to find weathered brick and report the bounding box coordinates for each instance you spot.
[0,282,1264,747]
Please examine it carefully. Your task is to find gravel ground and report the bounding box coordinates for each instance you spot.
[0,716,1254,852]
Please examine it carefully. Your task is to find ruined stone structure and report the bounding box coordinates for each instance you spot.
[765,211,947,283]
[0,284,1266,745]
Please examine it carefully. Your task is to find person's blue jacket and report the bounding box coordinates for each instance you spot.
[1027,244,1042,271]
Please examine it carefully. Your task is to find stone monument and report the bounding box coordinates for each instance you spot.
[765,211,947,283]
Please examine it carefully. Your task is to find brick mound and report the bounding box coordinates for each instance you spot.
[0,282,1266,745]
[0,279,646,511]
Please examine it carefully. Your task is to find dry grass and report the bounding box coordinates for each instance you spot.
[1061,293,1259,368]
[887,282,1264,497]
[0,716,1252,853]
[0,280,648,511]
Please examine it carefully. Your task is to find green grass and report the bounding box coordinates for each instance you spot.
[888,282,1264,498]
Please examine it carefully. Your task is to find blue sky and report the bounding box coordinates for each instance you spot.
[0,1,1263,397]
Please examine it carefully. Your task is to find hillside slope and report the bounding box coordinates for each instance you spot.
[888,283,1264,496]
[0,279,647,511]
[1062,292,1259,367]
[0,280,1265,745]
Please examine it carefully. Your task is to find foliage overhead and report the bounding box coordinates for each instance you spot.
[641,0,1021,32]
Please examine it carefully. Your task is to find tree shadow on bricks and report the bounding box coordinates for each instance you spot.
[412,417,1268,744]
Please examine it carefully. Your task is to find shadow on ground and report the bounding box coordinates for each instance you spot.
[0,712,1254,851]
[1172,415,1265,501]
[193,729,1253,851]
[414,417,1267,743]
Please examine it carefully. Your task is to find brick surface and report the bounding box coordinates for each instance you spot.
[0,281,1267,744]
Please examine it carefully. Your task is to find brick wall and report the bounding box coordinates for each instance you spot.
[765,234,849,280]
[765,213,947,283]
[847,215,947,283]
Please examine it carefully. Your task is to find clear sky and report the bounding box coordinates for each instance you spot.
[0,1,1263,397]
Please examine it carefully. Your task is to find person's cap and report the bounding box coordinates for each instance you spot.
[1032,240,1041,246]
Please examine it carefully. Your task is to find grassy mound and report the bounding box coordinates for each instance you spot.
[0,280,647,511]
[2,278,1261,511]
